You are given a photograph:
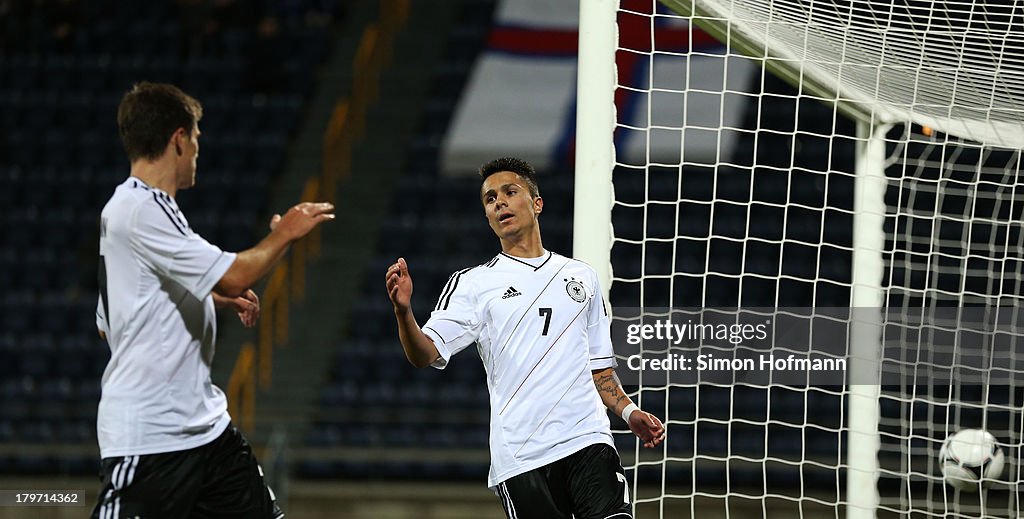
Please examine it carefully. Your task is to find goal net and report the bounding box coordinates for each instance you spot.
[573,0,1024,517]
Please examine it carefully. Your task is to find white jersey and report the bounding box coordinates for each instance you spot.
[422,250,617,488]
[95,177,236,458]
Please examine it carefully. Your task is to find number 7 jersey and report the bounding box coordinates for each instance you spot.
[421,251,617,488]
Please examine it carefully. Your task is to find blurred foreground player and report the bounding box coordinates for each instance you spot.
[385,157,665,518]
[92,82,334,518]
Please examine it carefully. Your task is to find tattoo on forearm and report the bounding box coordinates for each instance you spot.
[594,373,628,408]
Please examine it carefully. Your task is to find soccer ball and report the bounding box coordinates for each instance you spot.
[939,429,1004,491]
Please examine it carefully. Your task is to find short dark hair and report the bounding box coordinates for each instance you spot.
[478,157,540,198]
[117,82,202,162]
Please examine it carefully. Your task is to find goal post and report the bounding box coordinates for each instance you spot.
[574,0,617,295]
[575,0,1024,517]
[846,120,889,518]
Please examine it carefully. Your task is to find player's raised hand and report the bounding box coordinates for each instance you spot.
[628,410,666,448]
[385,257,413,313]
[212,289,261,328]
[270,202,335,240]
[234,289,260,328]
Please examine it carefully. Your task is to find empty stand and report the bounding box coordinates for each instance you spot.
[0,0,340,475]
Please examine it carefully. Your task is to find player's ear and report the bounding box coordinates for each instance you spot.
[534,196,543,214]
[172,128,185,156]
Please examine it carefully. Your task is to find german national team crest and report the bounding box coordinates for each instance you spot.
[564,277,587,303]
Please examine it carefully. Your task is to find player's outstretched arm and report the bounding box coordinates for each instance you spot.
[385,258,442,368]
[215,202,335,297]
[592,367,666,448]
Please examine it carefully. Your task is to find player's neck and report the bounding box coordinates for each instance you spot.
[499,232,544,258]
[130,159,179,198]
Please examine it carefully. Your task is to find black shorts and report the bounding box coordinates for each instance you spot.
[496,443,632,519]
[90,424,283,519]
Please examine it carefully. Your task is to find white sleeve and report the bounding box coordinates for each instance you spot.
[587,270,617,370]
[130,197,237,300]
[422,269,482,370]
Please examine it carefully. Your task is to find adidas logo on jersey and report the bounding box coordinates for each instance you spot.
[502,286,522,299]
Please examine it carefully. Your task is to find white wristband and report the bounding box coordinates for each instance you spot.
[620,403,639,423]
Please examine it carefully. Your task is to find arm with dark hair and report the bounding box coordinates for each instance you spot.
[215,202,334,297]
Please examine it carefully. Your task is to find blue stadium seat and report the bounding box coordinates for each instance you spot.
[0,421,14,443]
[7,56,42,93]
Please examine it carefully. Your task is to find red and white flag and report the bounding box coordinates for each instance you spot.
[441,0,758,176]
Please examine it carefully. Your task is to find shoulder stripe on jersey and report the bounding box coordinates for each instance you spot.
[154,192,189,231]
[499,251,552,271]
[486,255,500,268]
[441,269,470,310]
[434,256,496,310]
[494,262,568,360]
[500,301,589,416]
[435,272,458,311]
[152,193,187,236]
[434,271,461,311]
[157,192,189,231]
[435,267,472,311]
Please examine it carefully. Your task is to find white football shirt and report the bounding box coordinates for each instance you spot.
[422,250,617,488]
[95,177,236,458]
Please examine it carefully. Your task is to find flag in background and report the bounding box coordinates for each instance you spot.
[440,0,759,176]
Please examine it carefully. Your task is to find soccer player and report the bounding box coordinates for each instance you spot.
[92,82,334,518]
[385,157,665,518]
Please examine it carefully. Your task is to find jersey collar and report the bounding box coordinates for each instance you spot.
[128,177,152,191]
[498,250,553,271]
